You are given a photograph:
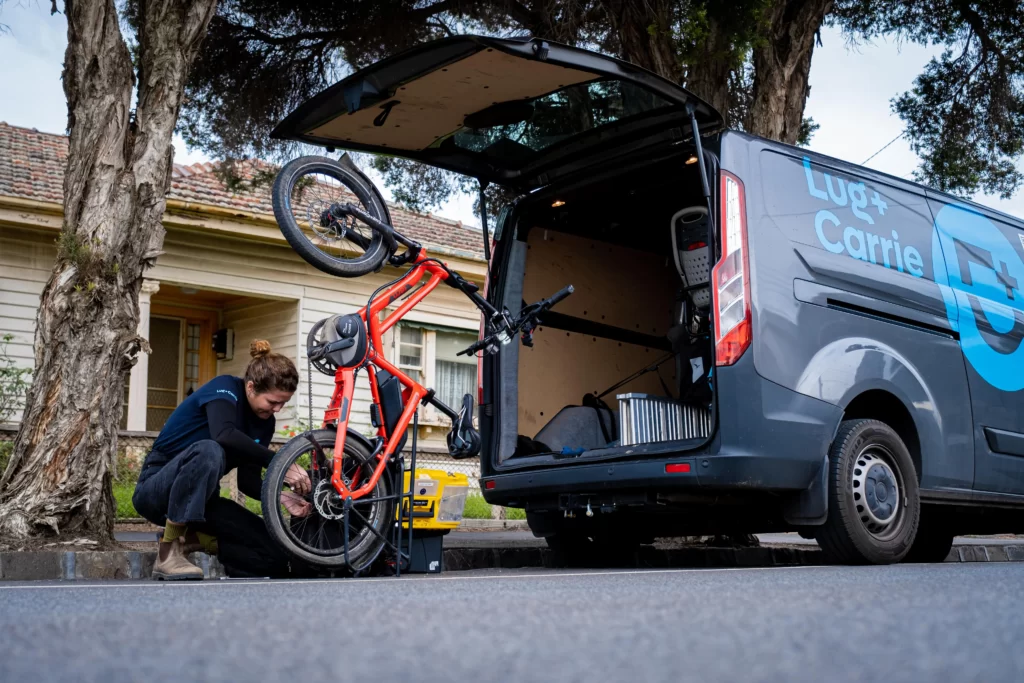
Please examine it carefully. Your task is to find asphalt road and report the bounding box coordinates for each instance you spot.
[1,563,1021,682]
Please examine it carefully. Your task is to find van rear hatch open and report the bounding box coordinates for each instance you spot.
[271,35,723,191]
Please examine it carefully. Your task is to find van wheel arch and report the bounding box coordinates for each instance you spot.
[840,389,922,483]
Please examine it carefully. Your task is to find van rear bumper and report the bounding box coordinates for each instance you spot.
[481,352,843,507]
[480,451,824,505]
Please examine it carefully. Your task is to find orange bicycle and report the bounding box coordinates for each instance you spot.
[261,155,572,572]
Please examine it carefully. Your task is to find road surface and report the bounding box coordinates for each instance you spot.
[1,563,1021,682]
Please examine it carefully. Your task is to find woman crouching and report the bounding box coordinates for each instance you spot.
[133,340,312,580]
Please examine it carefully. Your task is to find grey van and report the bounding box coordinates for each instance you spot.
[273,35,1024,565]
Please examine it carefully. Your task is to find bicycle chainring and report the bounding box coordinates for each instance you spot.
[306,318,339,376]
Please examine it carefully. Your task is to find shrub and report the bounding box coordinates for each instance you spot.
[113,481,139,519]
[506,506,526,520]
[0,334,30,424]
[0,440,12,477]
[463,494,492,519]
[114,447,141,486]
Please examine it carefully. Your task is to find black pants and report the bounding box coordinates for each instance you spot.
[133,440,316,578]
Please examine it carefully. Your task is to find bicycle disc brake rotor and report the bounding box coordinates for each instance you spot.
[306,200,350,242]
[312,479,347,520]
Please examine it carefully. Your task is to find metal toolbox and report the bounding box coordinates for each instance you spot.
[616,393,711,445]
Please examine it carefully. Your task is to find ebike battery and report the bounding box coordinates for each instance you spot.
[375,369,408,452]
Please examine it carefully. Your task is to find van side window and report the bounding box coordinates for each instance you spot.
[759,151,936,282]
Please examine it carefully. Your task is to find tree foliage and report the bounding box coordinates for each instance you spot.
[177,0,1021,217]
[180,0,823,218]
[833,0,1023,198]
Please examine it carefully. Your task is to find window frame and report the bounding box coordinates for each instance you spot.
[388,321,478,427]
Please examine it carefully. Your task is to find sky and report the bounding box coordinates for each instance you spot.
[1,2,1021,227]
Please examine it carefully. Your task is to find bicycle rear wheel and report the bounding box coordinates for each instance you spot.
[262,429,395,571]
[272,156,391,278]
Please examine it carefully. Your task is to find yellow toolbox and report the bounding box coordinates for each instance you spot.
[398,468,469,531]
[390,469,469,574]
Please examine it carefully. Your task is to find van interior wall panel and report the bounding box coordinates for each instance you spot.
[518,229,679,436]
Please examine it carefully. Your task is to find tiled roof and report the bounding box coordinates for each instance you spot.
[0,122,485,261]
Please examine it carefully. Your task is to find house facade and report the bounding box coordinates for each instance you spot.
[0,122,487,479]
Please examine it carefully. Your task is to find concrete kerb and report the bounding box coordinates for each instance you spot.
[2,543,1022,581]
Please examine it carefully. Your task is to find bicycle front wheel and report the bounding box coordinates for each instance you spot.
[272,156,391,277]
[262,429,395,570]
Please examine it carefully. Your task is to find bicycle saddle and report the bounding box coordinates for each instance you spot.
[447,393,481,459]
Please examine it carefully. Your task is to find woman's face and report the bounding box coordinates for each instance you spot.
[246,381,293,419]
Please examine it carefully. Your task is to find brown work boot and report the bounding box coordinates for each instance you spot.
[152,536,204,581]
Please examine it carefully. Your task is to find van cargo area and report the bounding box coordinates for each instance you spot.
[494,152,717,467]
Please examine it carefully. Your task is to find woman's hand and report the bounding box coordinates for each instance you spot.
[280,490,312,517]
[284,462,312,495]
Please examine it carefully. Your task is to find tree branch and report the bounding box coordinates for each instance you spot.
[495,0,538,31]
[230,0,469,49]
[956,2,1006,62]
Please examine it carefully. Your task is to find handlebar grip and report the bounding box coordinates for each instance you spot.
[457,338,489,357]
[545,284,574,308]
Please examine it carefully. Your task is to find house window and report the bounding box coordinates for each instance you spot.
[434,331,478,409]
[397,326,424,384]
[392,323,477,420]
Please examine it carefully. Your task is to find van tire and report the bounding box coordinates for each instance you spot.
[816,419,920,565]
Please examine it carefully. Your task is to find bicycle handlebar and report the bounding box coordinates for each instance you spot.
[456,284,574,357]
[541,284,574,310]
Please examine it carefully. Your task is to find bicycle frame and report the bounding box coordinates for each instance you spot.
[319,249,465,500]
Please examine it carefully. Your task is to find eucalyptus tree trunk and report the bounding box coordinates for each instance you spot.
[0,0,217,541]
[746,0,833,144]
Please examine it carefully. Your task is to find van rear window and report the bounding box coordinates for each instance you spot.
[447,79,674,160]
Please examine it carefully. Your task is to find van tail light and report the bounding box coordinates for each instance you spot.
[712,171,752,366]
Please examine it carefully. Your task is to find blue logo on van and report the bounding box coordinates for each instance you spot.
[933,203,1024,392]
[803,157,925,278]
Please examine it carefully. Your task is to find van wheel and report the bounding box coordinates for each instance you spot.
[816,419,920,565]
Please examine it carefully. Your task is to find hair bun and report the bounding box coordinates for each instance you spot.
[250,339,272,358]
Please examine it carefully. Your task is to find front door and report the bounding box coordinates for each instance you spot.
[146,305,217,431]
[931,196,1024,496]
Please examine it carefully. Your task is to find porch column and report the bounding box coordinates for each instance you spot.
[127,279,160,431]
